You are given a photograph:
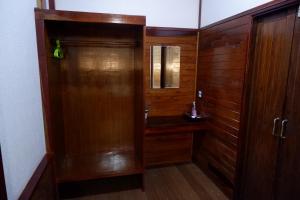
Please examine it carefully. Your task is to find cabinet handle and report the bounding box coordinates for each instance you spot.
[272,117,280,136]
[280,119,288,139]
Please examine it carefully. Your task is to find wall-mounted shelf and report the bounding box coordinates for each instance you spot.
[145,115,210,135]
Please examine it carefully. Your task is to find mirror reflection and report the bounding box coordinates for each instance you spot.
[150,46,181,89]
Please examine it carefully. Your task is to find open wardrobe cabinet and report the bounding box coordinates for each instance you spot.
[35,9,145,194]
[32,0,300,199]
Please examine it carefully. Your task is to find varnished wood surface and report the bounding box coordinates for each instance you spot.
[240,8,296,200]
[63,163,228,200]
[145,27,198,117]
[275,14,300,200]
[145,115,209,135]
[56,150,143,183]
[36,12,145,184]
[60,46,136,155]
[35,9,146,25]
[194,15,252,195]
[145,133,193,167]
[144,116,209,167]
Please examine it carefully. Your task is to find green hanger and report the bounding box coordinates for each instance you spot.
[53,39,64,59]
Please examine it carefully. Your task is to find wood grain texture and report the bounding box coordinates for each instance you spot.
[35,9,146,25]
[145,133,193,167]
[63,164,228,200]
[193,15,252,196]
[35,10,145,184]
[56,150,143,183]
[144,116,209,167]
[273,12,300,200]
[145,115,209,135]
[240,8,296,200]
[144,27,198,117]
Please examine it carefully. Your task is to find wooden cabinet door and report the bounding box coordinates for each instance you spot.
[241,9,296,200]
[276,15,300,200]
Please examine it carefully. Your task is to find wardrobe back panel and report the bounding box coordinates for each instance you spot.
[46,22,142,156]
[60,46,135,155]
[194,15,252,195]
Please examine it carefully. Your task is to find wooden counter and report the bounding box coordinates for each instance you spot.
[146,115,210,135]
[144,115,210,167]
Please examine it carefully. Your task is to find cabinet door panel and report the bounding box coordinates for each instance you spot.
[145,133,193,167]
[276,16,300,200]
[242,9,296,200]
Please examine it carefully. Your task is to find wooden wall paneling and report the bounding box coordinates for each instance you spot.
[144,28,199,168]
[145,28,198,117]
[274,11,300,200]
[0,147,7,200]
[194,15,252,197]
[238,7,297,200]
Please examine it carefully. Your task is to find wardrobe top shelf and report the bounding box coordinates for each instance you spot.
[35,8,146,26]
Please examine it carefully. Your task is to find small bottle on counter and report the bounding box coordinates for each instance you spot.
[191,101,197,118]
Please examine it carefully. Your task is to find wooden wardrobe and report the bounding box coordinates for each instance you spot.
[35,9,145,191]
[239,5,300,200]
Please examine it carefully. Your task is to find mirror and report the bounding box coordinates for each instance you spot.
[150,46,181,89]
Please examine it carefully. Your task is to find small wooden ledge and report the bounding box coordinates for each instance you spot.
[145,115,210,135]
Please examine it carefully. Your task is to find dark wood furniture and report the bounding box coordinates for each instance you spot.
[192,0,300,198]
[0,146,7,200]
[35,9,145,195]
[239,4,300,200]
[193,13,252,197]
[145,116,209,167]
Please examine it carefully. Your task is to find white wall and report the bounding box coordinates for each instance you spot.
[55,0,200,28]
[201,0,273,27]
[0,0,46,199]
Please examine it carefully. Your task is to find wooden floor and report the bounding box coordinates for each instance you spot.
[67,163,228,200]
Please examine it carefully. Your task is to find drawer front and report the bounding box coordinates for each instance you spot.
[144,133,193,167]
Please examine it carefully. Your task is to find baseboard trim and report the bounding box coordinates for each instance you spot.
[19,154,54,200]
